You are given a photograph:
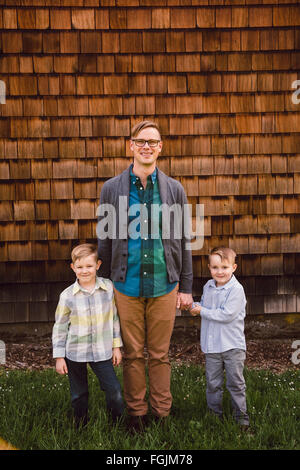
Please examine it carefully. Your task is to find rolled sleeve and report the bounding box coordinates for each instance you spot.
[52,298,71,358]
[112,298,123,349]
[200,287,246,324]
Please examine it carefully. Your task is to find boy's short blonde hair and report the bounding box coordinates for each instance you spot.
[130,120,161,139]
[71,243,98,264]
[209,246,237,265]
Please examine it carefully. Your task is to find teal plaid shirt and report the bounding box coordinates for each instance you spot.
[114,167,177,298]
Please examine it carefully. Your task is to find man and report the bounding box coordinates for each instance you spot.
[97,121,193,432]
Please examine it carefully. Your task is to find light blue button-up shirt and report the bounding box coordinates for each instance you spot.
[196,275,247,354]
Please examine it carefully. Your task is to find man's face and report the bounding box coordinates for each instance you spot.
[130,127,162,167]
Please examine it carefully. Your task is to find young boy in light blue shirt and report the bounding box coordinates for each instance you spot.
[190,246,250,429]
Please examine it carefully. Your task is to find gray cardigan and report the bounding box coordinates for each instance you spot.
[97,165,193,294]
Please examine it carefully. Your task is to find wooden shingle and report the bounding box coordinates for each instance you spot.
[95,9,109,29]
[109,8,126,29]
[2,32,22,53]
[17,8,36,29]
[171,8,195,29]
[143,31,166,53]
[127,8,151,29]
[216,7,231,28]
[3,8,17,29]
[249,7,272,27]
[51,180,73,200]
[35,180,51,200]
[72,9,95,29]
[50,9,71,29]
[60,32,80,54]
[196,7,215,28]
[36,8,50,29]
[152,8,170,29]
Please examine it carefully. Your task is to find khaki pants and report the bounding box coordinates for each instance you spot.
[114,285,178,417]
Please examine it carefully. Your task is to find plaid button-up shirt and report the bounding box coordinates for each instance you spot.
[52,276,123,362]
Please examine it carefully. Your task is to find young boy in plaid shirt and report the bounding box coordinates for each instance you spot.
[52,243,124,428]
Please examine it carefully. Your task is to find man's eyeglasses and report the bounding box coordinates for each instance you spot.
[132,139,161,148]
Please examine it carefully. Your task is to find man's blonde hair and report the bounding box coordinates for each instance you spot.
[209,246,237,265]
[130,120,161,139]
[71,243,98,264]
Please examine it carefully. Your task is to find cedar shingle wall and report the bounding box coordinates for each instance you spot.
[0,1,299,331]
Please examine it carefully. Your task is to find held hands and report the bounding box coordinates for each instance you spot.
[176,292,193,311]
[55,357,68,375]
[189,304,201,316]
[175,292,201,316]
[112,347,122,367]
[176,292,201,316]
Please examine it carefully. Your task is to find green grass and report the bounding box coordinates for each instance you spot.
[0,364,299,450]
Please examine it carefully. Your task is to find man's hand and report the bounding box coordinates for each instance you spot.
[112,347,122,367]
[176,292,193,311]
[55,358,68,375]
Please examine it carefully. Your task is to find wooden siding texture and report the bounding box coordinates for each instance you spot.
[0,0,299,331]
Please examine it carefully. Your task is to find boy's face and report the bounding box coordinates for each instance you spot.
[208,254,237,287]
[71,254,101,286]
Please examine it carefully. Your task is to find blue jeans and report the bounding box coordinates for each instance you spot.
[66,358,124,424]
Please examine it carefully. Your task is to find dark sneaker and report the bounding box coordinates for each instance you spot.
[110,413,125,427]
[152,414,169,429]
[239,424,253,433]
[127,415,148,434]
[74,414,89,430]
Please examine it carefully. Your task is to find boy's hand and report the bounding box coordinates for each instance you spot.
[55,358,68,375]
[112,348,122,367]
[189,304,201,316]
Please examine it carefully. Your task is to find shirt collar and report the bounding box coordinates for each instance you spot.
[130,164,157,184]
[208,274,237,290]
[73,276,108,295]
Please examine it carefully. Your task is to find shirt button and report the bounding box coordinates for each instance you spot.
[144,254,147,257]
[144,272,147,275]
